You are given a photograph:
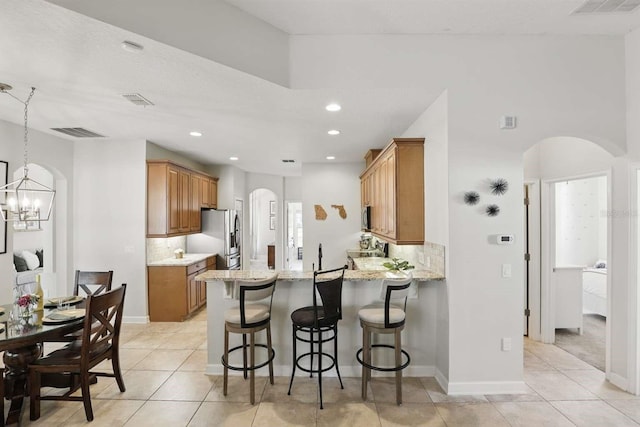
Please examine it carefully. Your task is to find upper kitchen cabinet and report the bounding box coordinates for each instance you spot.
[360,138,424,245]
[147,160,219,237]
[201,176,218,209]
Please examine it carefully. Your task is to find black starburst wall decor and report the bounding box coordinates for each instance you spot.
[490,178,509,195]
[486,204,500,217]
[464,191,480,205]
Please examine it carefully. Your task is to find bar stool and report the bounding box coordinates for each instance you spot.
[287,266,346,409]
[221,274,278,404]
[356,276,412,405]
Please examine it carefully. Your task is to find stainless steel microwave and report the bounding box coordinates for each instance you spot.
[362,206,371,231]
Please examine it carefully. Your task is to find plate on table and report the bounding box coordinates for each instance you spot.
[43,296,83,309]
[43,308,85,324]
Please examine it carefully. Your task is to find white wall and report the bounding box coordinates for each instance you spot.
[401,91,450,378]
[301,163,362,270]
[74,140,147,322]
[555,177,607,267]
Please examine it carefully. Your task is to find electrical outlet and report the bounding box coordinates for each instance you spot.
[502,263,512,278]
[418,252,425,264]
[501,337,511,351]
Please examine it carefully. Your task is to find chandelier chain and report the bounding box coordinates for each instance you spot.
[22,87,35,176]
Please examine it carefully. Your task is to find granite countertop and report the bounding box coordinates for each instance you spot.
[196,267,444,282]
[147,253,216,267]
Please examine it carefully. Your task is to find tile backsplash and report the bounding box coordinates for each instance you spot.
[146,236,187,264]
[387,240,445,277]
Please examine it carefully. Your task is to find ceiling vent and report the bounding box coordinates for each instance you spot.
[121,93,154,106]
[572,0,640,14]
[282,159,296,163]
[51,127,105,138]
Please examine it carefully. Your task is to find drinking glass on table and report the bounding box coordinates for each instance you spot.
[57,298,71,311]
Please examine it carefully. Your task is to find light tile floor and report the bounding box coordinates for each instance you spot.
[9,310,640,426]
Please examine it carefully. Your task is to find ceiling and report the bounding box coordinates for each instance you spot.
[0,0,639,176]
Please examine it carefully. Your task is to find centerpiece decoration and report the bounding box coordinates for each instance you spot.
[15,293,39,322]
[382,258,415,278]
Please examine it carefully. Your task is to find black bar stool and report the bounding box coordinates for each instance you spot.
[221,274,278,404]
[287,266,346,409]
[356,276,412,405]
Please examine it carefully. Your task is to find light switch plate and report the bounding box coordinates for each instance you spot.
[502,264,512,278]
[418,252,425,264]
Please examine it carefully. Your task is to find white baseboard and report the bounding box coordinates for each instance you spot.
[123,316,149,324]
[206,364,436,378]
[435,368,449,392]
[608,372,630,393]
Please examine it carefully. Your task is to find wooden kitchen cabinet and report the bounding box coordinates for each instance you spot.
[148,255,216,321]
[147,160,219,237]
[360,138,424,245]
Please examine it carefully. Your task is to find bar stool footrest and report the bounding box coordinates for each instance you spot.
[221,343,276,372]
[294,351,338,375]
[356,344,410,372]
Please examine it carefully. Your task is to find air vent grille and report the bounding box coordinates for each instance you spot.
[122,93,154,106]
[572,0,640,14]
[51,127,105,138]
[282,159,296,163]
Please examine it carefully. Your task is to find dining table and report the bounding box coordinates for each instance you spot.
[0,301,85,425]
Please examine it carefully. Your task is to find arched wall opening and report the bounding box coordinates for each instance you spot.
[523,136,615,375]
[249,188,277,270]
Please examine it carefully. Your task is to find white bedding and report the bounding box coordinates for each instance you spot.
[583,268,607,317]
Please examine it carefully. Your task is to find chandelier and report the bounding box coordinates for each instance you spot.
[0,84,55,227]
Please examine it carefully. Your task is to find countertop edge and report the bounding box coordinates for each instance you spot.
[195,269,445,282]
[147,253,217,267]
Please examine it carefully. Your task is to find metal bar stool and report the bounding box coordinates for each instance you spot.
[356,276,412,405]
[287,266,346,409]
[221,274,278,404]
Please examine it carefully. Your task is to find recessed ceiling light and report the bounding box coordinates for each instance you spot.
[328,130,340,136]
[229,156,239,161]
[326,156,335,160]
[325,103,341,112]
[189,131,202,137]
[121,40,144,53]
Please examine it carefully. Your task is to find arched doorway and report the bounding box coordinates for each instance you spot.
[524,136,614,373]
[9,162,67,299]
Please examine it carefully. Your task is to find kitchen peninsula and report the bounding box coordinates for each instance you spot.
[197,265,445,378]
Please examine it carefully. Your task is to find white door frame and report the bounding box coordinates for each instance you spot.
[629,164,640,394]
[539,171,611,351]
[525,181,542,341]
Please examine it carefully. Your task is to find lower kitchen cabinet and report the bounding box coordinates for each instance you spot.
[148,255,216,321]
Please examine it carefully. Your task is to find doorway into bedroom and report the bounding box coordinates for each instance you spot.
[551,175,608,371]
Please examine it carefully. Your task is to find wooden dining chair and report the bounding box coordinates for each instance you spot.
[73,270,114,298]
[28,284,127,422]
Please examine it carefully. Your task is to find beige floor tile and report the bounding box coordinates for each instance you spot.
[261,375,318,404]
[95,370,171,400]
[524,350,555,371]
[370,377,430,404]
[142,322,188,334]
[158,332,207,350]
[19,401,80,426]
[252,402,317,427]
[205,374,268,403]
[524,371,598,401]
[130,349,193,371]
[317,402,380,427]
[551,400,638,426]
[377,402,446,427]
[321,376,374,403]
[188,402,258,427]
[485,385,543,402]
[561,369,640,400]
[93,348,153,372]
[526,343,596,370]
[121,332,174,349]
[62,399,145,426]
[607,400,640,423]
[178,349,208,372]
[493,401,575,426]
[150,371,216,401]
[123,401,200,427]
[435,402,510,427]
[420,377,489,403]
